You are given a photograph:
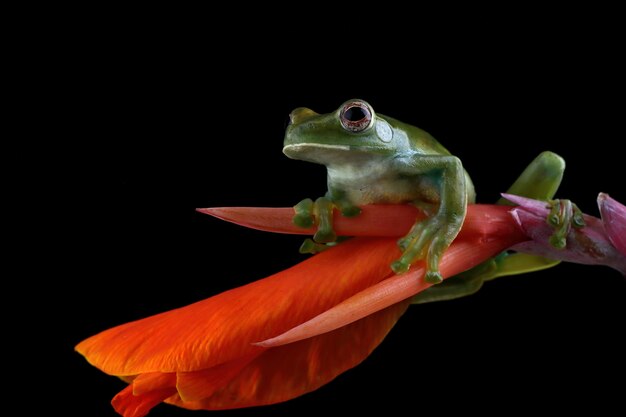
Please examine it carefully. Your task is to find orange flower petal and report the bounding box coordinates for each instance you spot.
[168,300,410,410]
[257,231,525,348]
[112,380,177,417]
[176,352,263,402]
[76,237,400,376]
[80,204,529,415]
[132,372,176,396]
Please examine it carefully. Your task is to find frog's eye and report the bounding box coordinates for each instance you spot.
[340,101,373,132]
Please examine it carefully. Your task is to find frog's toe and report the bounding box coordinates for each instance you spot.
[299,238,331,254]
[391,216,451,281]
[397,236,412,252]
[313,227,337,243]
[572,205,585,228]
[294,213,314,228]
[293,198,315,228]
[549,234,567,249]
[425,270,444,284]
[391,259,411,274]
[311,196,337,243]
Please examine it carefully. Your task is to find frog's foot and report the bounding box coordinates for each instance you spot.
[294,197,336,242]
[411,252,560,304]
[293,197,360,249]
[391,214,461,283]
[546,199,585,249]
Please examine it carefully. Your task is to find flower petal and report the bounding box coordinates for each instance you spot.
[176,352,262,402]
[168,300,410,410]
[132,372,176,396]
[111,379,177,417]
[598,193,626,256]
[197,204,515,238]
[511,207,626,274]
[197,205,423,236]
[76,237,400,375]
[256,229,525,348]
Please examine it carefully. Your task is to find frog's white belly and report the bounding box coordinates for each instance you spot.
[327,160,475,205]
[327,163,438,205]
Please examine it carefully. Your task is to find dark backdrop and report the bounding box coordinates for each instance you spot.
[56,50,625,417]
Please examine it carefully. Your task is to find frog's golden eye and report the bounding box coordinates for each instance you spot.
[340,101,373,132]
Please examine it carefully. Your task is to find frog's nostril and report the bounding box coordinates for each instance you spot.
[289,107,319,125]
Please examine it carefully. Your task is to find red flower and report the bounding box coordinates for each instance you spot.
[76,205,526,416]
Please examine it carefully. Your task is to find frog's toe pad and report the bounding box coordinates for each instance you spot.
[294,213,314,228]
[299,239,330,254]
[425,271,444,284]
[549,234,566,249]
[313,228,337,243]
[293,198,315,228]
[391,260,410,274]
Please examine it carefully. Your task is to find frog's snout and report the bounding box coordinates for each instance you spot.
[289,107,319,125]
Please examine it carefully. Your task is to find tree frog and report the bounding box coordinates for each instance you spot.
[283,99,579,288]
[284,99,474,283]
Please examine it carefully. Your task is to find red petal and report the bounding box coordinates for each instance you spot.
[132,372,176,396]
[256,230,525,348]
[112,380,177,417]
[598,193,626,256]
[76,237,400,375]
[176,352,262,402]
[168,300,410,410]
[198,205,423,236]
[198,204,518,240]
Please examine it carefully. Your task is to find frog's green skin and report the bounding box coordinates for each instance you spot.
[413,151,571,303]
[284,99,475,283]
[284,99,572,291]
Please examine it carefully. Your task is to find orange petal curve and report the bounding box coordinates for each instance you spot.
[76,237,400,376]
[256,230,525,348]
[169,300,410,410]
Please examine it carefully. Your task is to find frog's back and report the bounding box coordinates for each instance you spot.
[382,115,452,156]
[382,114,475,203]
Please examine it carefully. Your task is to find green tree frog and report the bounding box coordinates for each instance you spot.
[283,99,576,288]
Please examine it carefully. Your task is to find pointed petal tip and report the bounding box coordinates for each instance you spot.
[597,193,626,256]
[196,207,232,221]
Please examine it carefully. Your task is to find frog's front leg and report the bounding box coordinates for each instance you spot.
[293,196,360,253]
[391,155,467,283]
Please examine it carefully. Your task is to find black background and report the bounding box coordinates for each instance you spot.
[52,41,625,417]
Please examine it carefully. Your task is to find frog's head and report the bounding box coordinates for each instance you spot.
[283,99,406,165]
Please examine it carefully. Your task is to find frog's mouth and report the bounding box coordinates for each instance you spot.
[283,142,381,165]
[283,143,351,155]
[283,143,352,164]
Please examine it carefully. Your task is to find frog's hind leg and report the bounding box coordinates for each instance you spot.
[497,151,565,204]
[412,151,566,304]
[492,151,568,272]
[411,252,560,304]
[484,151,568,276]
